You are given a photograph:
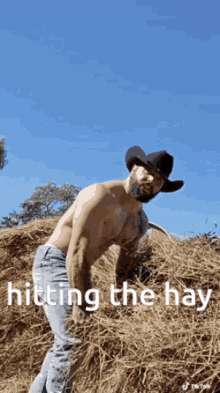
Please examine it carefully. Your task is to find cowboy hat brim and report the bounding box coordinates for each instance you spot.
[160,179,184,193]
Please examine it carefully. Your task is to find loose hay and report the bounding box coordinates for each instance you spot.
[0,218,59,392]
[0,219,220,392]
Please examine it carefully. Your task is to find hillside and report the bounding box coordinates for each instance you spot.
[0,218,220,393]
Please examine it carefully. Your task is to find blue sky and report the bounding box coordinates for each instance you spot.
[0,0,220,236]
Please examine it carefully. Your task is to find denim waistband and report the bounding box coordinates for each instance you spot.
[33,244,66,268]
[44,243,66,257]
[33,244,93,298]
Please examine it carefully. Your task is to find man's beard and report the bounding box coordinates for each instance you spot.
[129,175,160,203]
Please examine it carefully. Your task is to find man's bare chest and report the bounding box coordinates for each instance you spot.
[107,207,148,247]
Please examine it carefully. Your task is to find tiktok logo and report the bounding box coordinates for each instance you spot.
[182,380,211,390]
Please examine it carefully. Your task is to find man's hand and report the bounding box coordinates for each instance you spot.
[72,304,89,326]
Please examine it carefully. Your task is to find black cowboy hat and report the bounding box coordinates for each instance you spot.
[125,146,184,193]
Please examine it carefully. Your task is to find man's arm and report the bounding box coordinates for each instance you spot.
[115,238,140,287]
[67,236,90,309]
[66,183,113,324]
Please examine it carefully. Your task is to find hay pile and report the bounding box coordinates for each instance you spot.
[0,217,60,392]
[0,218,220,393]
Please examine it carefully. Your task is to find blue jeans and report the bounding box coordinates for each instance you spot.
[30,245,88,393]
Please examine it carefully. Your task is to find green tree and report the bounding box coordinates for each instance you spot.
[0,182,81,228]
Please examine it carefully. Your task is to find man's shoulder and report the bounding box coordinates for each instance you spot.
[76,183,113,208]
[81,183,110,198]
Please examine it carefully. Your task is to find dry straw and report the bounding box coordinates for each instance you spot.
[0,218,220,393]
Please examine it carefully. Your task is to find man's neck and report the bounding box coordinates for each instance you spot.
[122,179,142,211]
[102,179,142,212]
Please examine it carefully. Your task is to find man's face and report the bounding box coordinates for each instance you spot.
[129,164,165,202]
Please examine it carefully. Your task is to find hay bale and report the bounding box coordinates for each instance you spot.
[0,218,58,390]
[68,236,220,393]
[149,226,172,242]
[0,218,220,392]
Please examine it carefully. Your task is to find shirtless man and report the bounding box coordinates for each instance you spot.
[30,146,184,393]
